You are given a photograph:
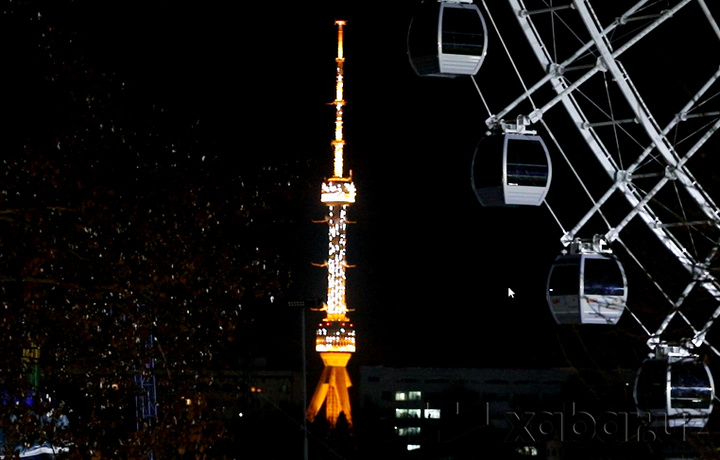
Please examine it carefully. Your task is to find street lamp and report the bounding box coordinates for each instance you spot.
[288,299,322,460]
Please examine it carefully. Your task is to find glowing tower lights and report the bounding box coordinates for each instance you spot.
[306,20,357,431]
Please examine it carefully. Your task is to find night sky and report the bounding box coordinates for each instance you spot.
[3,1,703,377]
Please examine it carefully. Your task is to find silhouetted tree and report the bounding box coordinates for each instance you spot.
[0,2,311,457]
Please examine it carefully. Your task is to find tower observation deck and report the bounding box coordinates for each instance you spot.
[307,20,357,431]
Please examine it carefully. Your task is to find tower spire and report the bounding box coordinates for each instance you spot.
[332,20,346,179]
[307,20,357,432]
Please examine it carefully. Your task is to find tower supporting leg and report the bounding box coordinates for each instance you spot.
[307,353,353,429]
[307,368,330,423]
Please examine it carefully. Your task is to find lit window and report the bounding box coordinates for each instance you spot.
[395,391,421,401]
[395,408,421,419]
[515,446,538,456]
[424,409,441,419]
[407,444,421,451]
[396,426,421,436]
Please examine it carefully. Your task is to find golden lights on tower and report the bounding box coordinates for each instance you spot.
[332,20,347,179]
[307,20,357,431]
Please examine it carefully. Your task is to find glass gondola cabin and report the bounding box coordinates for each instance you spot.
[634,353,714,428]
[471,132,551,206]
[408,0,488,77]
[546,246,627,325]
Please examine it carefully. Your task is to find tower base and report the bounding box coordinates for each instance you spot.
[307,352,353,429]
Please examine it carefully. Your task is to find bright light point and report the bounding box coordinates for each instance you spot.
[321,180,356,204]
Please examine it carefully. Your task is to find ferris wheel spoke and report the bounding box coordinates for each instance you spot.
[574,4,720,233]
[692,244,720,346]
[596,84,720,246]
[523,4,720,249]
[505,0,687,127]
[502,1,673,197]
[698,0,720,39]
[605,118,720,243]
[540,119,613,230]
[617,234,720,353]
[617,238,674,306]
[651,264,711,347]
[504,0,720,346]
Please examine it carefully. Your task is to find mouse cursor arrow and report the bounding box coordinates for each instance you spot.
[508,288,515,298]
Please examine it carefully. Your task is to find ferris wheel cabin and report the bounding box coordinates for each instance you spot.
[546,239,627,325]
[407,0,488,77]
[634,349,714,429]
[471,132,551,206]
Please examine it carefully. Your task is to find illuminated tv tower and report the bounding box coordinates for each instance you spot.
[306,20,357,431]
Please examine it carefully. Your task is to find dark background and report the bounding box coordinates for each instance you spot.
[1,0,663,376]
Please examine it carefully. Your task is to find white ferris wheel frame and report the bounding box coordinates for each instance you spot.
[485,0,720,352]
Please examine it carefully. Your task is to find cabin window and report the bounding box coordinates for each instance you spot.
[408,3,441,60]
[506,138,549,187]
[671,362,713,409]
[584,258,624,296]
[548,260,581,296]
[635,360,667,411]
[473,135,505,188]
[441,6,486,56]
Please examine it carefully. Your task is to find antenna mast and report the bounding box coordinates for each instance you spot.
[332,20,346,178]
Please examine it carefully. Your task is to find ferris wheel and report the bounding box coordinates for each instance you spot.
[408,0,720,429]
